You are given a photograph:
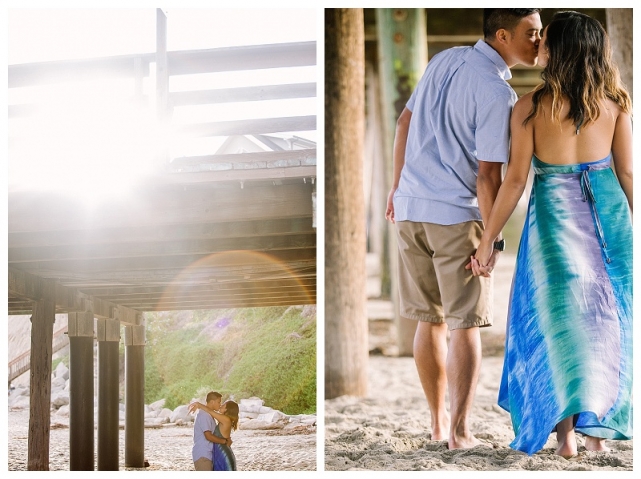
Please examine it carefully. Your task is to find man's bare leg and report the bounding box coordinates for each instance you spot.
[413,321,450,440]
[555,416,578,458]
[447,326,482,449]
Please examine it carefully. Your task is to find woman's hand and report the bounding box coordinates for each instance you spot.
[188,401,203,414]
[470,239,496,277]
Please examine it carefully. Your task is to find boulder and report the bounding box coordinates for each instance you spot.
[54,361,69,381]
[51,390,70,408]
[239,397,264,413]
[170,405,192,424]
[56,405,70,417]
[149,398,166,411]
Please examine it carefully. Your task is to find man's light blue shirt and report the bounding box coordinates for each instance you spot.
[192,409,215,462]
[394,39,517,225]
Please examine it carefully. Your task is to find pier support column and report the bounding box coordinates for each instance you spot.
[27,279,56,470]
[68,311,95,471]
[97,318,121,470]
[124,324,145,467]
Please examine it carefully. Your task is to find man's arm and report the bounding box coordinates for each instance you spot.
[204,430,232,447]
[472,159,504,275]
[385,107,412,224]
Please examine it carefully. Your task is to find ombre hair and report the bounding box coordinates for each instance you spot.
[223,400,240,431]
[525,11,631,130]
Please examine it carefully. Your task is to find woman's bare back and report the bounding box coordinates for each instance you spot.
[529,94,621,165]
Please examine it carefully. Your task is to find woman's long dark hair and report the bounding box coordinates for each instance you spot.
[525,11,631,130]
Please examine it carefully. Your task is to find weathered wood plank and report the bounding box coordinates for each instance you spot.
[176,115,316,138]
[9,217,314,249]
[9,232,316,263]
[8,268,142,325]
[169,149,316,168]
[15,247,316,274]
[170,83,316,106]
[9,183,314,233]
[162,166,316,184]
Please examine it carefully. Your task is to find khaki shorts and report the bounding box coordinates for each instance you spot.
[194,457,213,471]
[395,220,492,330]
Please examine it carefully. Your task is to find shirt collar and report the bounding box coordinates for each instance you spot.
[474,39,512,81]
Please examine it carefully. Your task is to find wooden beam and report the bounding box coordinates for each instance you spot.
[8,268,142,325]
[8,42,314,89]
[9,232,316,263]
[162,166,316,184]
[15,247,316,275]
[170,149,316,168]
[167,41,316,75]
[75,277,316,297]
[170,83,316,106]
[9,217,314,249]
[9,183,314,233]
[176,115,316,138]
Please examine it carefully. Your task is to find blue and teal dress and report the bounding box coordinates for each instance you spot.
[212,424,236,471]
[499,155,633,455]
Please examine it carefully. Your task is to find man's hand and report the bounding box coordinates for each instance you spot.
[467,241,501,277]
[385,187,396,223]
[188,401,203,414]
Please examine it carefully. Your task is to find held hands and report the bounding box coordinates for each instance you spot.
[466,239,499,277]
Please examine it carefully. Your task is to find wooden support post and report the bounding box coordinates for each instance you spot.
[156,8,169,167]
[68,311,95,471]
[97,318,121,471]
[325,8,368,399]
[124,324,145,468]
[376,8,428,356]
[27,280,55,471]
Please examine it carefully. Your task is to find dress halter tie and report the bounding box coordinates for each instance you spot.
[580,164,610,263]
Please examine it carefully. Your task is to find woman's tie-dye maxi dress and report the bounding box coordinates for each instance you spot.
[498,154,633,455]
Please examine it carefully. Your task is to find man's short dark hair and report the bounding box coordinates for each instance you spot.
[206,391,222,403]
[483,9,542,41]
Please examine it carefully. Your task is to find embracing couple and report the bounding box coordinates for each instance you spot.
[386,9,632,457]
[191,391,239,471]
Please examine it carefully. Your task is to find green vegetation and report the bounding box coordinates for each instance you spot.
[143,306,316,415]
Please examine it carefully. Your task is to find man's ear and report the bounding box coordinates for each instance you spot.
[495,28,510,45]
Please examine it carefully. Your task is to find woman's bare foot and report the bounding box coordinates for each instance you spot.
[555,416,577,458]
[585,436,609,452]
[556,437,578,458]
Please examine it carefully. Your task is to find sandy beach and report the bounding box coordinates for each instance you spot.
[7,407,316,471]
[325,254,633,471]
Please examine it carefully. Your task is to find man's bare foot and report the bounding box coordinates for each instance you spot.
[585,436,609,452]
[448,433,482,450]
[432,421,450,441]
[555,437,578,459]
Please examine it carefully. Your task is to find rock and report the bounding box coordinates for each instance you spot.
[51,390,70,408]
[158,408,173,420]
[149,398,166,411]
[258,406,274,414]
[56,405,70,417]
[256,410,287,424]
[53,362,69,381]
[10,395,30,409]
[239,411,259,419]
[240,417,288,430]
[239,397,264,413]
[170,405,192,424]
[51,377,66,391]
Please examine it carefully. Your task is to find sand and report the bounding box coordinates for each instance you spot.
[6,407,316,471]
[324,254,633,471]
